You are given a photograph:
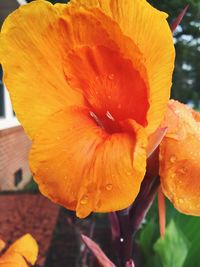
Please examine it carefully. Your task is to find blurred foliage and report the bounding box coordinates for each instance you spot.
[149,0,200,108]
[137,199,200,267]
[22,178,39,192]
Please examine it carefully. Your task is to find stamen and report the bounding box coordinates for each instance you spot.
[106,111,115,121]
[89,111,105,129]
[158,186,166,238]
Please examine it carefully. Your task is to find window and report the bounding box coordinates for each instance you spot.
[0,82,5,117]
[0,65,19,130]
[14,169,23,186]
[0,66,5,117]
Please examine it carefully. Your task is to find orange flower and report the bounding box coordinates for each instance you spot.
[0,234,38,266]
[160,100,200,215]
[0,0,175,217]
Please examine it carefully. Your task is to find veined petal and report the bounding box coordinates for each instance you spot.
[160,100,200,215]
[0,0,149,139]
[0,0,85,139]
[30,107,147,218]
[71,0,175,134]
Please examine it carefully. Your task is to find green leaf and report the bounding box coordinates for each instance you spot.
[154,220,189,267]
[139,219,157,259]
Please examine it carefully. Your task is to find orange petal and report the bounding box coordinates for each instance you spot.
[0,252,28,267]
[160,100,200,215]
[6,234,38,265]
[71,0,175,134]
[58,4,148,92]
[0,0,84,139]
[64,45,149,127]
[0,240,6,253]
[30,107,147,218]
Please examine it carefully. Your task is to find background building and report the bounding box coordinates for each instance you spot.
[0,0,31,191]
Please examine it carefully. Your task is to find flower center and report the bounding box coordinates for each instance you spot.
[65,45,149,133]
[89,110,122,134]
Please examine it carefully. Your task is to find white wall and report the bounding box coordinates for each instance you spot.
[0,85,19,130]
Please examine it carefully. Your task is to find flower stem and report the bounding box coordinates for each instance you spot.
[116,210,133,267]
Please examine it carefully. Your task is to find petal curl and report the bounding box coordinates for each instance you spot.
[160,100,200,215]
[71,0,175,134]
[30,107,147,218]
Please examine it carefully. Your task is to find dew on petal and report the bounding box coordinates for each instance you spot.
[171,173,176,178]
[106,184,113,191]
[117,104,122,109]
[178,167,187,174]
[178,198,184,204]
[108,73,114,80]
[141,141,146,149]
[80,195,89,205]
[170,155,177,163]
[142,57,147,63]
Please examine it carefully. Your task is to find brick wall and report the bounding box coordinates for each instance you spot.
[0,126,32,191]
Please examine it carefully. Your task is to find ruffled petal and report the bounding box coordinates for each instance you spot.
[29,107,147,218]
[0,0,84,139]
[56,3,150,126]
[160,100,200,215]
[71,0,175,134]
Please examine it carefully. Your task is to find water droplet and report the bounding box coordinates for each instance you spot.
[108,73,114,80]
[179,167,187,174]
[178,198,184,204]
[171,173,176,178]
[170,155,177,163]
[142,57,147,63]
[95,76,100,81]
[80,195,88,205]
[174,109,180,115]
[120,238,124,243]
[197,203,200,209]
[117,104,122,109]
[106,184,113,191]
[141,142,146,148]
[108,95,112,99]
